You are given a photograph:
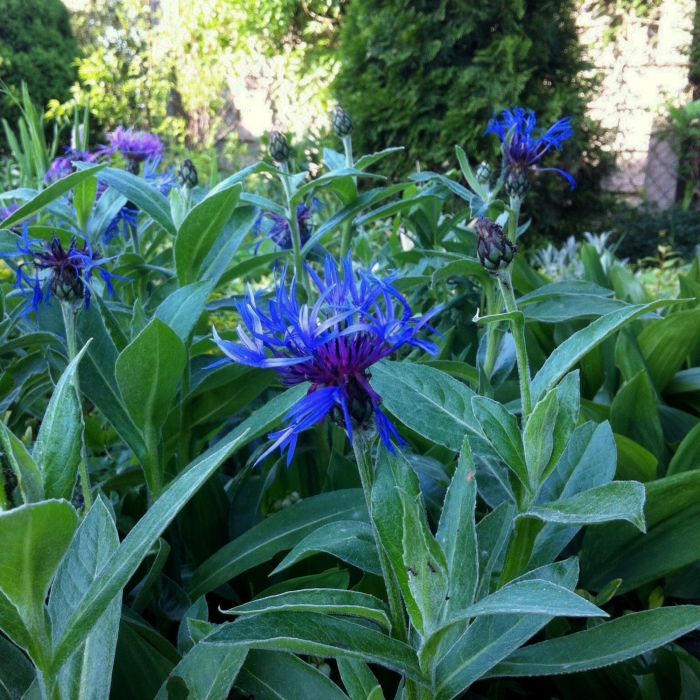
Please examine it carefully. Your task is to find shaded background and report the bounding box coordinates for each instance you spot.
[1,0,700,251]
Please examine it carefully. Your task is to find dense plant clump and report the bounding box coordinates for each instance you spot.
[1,99,700,700]
[0,0,79,151]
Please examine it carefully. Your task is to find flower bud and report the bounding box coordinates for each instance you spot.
[332,105,353,138]
[178,158,198,188]
[269,130,291,164]
[475,218,517,273]
[476,161,493,186]
[504,168,530,199]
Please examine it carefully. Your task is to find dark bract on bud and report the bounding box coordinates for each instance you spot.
[475,218,517,273]
[269,130,291,164]
[178,159,198,188]
[332,106,353,138]
[504,168,530,199]
[476,161,493,186]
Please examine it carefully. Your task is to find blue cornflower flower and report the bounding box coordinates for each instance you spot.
[486,107,576,189]
[103,205,139,244]
[45,148,101,184]
[5,228,125,314]
[105,127,163,169]
[213,255,440,464]
[255,200,319,251]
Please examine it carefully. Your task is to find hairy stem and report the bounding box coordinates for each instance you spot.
[496,272,532,419]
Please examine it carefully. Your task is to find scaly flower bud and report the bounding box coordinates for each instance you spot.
[476,161,493,186]
[475,218,517,273]
[504,168,530,199]
[269,130,291,164]
[178,159,198,188]
[332,106,353,138]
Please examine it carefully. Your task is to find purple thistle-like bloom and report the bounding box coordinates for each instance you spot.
[45,148,101,184]
[106,127,163,165]
[7,228,125,314]
[213,255,440,464]
[255,200,319,251]
[486,107,576,189]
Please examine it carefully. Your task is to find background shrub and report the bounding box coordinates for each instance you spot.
[333,0,614,239]
[0,0,79,151]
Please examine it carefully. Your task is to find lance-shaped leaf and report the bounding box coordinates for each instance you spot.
[49,497,120,700]
[224,589,390,630]
[486,606,700,677]
[33,342,90,500]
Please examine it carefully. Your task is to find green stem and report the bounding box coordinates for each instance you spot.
[352,431,407,641]
[280,164,305,286]
[481,278,500,393]
[61,302,92,510]
[339,135,356,258]
[499,517,541,585]
[507,195,522,243]
[496,273,532,419]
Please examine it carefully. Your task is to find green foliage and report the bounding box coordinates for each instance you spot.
[0,0,78,151]
[2,108,700,699]
[333,0,613,238]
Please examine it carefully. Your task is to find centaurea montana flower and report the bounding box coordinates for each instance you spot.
[6,228,124,314]
[254,200,319,252]
[213,255,440,464]
[105,127,163,168]
[486,107,576,189]
[45,148,101,184]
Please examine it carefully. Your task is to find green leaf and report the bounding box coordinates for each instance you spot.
[0,635,35,700]
[272,520,381,576]
[523,390,558,486]
[582,471,700,594]
[155,281,214,342]
[668,422,700,475]
[337,658,384,700]
[472,396,528,489]
[434,559,578,699]
[224,589,390,630]
[638,309,700,390]
[610,371,666,465]
[524,481,646,530]
[49,497,120,700]
[0,500,78,618]
[115,319,187,491]
[1,165,106,228]
[32,342,89,500]
[436,438,478,614]
[199,206,257,286]
[371,361,479,450]
[48,405,269,673]
[0,422,43,504]
[431,258,489,287]
[94,166,175,235]
[372,445,447,636]
[174,185,241,285]
[0,590,32,654]
[487,606,700,677]
[189,489,367,598]
[451,579,606,619]
[204,612,424,682]
[157,642,247,700]
[239,651,351,700]
[531,300,677,403]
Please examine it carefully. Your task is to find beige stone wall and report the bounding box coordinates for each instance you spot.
[577,0,695,207]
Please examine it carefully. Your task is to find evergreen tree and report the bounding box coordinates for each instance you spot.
[334,0,612,238]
